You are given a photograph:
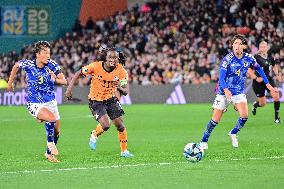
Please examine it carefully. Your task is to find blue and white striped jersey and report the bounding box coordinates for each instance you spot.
[19,59,61,103]
[217,52,259,95]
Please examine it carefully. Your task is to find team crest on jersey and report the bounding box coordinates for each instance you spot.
[222,61,228,68]
[82,68,88,73]
[113,76,119,81]
[243,61,248,67]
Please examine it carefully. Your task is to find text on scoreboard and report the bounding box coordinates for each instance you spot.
[0,6,50,36]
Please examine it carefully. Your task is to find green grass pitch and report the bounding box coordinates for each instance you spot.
[0,104,284,189]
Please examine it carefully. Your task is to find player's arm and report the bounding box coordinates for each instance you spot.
[65,63,94,99]
[7,62,20,92]
[254,63,278,93]
[48,68,67,85]
[273,64,281,82]
[247,68,263,83]
[47,62,67,85]
[54,72,67,85]
[117,69,129,96]
[117,82,129,96]
[219,60,232,100]
[65,70,81,100]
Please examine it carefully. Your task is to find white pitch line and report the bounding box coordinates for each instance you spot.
[1,155,284,175]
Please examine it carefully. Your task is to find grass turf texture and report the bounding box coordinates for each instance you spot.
[0,104,283,189]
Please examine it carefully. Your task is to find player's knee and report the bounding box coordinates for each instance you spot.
[100,122,110,131]
[115,123,125,132]
[274,96,280,101]
[273,94,280,101]
[47,114,56,122]
[259,101,266,106]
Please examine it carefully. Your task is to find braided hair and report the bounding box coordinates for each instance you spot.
[97,44,126,66]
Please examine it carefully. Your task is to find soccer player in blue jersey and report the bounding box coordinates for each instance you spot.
[7,41,67,162]
[199,34,278,149]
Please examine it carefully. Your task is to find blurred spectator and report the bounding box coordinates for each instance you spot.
[86,16,95,32]
[0,77,8,89]
[72,19,83,36]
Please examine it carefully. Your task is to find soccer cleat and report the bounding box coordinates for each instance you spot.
[120,150,134,158]
[45,153,60,163]
[274,117,282,124]
[228,133,238,148]
[252,108,257,116]
[199,142,208,150]
[89,130,97,150]
[47,142,59,155]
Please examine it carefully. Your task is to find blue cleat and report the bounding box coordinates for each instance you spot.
[89,137,97,150]
[120,150,134,158]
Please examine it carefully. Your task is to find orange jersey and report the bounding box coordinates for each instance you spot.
[81,61,128,101]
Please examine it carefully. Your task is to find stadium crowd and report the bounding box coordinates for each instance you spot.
[0,0,283,88]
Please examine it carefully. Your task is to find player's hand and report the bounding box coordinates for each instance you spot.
[7,82,14,92]
[47,68,56,82]
[256,77,263,83]
[50,72,56,82]
[266,84,278,93]
[224,88,232,102]
[65,90,73,100]
[113,80,120,87]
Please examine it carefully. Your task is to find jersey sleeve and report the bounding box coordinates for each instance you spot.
[252,55,259,68]
[254,64,269,84]
[18,59,30,71]
[249,54,259,69]
[220,57,228,71]
[218,57,228,89]
[119,68,128,86]
[81,62,96,76]
[48,60,62,76]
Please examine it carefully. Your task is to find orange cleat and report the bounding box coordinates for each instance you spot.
[45,153,60,163]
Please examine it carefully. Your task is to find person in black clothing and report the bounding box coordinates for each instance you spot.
[251,41,282,124]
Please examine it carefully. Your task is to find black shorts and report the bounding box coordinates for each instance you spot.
[252,78,276,98]
[88,97,124,121]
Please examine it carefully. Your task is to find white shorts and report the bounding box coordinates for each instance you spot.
[26,99,60,120]
[212,94,247,110]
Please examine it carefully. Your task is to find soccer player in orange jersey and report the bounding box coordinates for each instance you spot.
[65,48,134,157]
[91,46,129,151]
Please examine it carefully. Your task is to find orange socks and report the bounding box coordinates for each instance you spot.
[118,128,128,152]
[93,124,104,137]
[93,124,128,152]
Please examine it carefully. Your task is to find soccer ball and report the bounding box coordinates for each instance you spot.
[183,143,204,163]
